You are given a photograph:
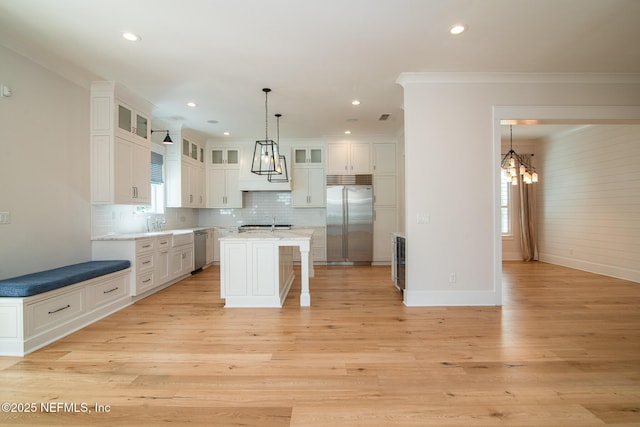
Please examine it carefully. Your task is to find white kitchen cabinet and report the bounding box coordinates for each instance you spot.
[207,146,242,208]
[205,229,215,266]
[90,81,152,205]
[293,147,323,167]
[165,130,206,208]
[373,175,397,207]
[210,147,240,168]
[113,136,151,204]
[170,231,194,279]
[156,236,171,284]
[327,142,371,175]
[292,167,325,207]
[183,138,205,165]
[372,143,397,174]
[181,162,205,208]
[170,245,193,278]
[373,206,398,263]
[116,100,150,145]
[207,168,242,208]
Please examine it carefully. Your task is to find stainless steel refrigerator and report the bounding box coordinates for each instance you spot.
[326,175,373,265]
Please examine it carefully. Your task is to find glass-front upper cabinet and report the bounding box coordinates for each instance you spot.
[117,101,149,143]
[294,147,323,167]
[210,148,240,168]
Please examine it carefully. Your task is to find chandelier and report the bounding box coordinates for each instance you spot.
[501,125,539,185]
[251,88,281,176]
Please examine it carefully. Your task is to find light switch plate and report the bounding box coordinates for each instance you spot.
[0,85,12,98]
[416,212,430,224]
[0,212,11,224]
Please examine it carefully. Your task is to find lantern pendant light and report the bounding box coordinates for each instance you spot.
[251,88,281,175]
[268,113,289,183]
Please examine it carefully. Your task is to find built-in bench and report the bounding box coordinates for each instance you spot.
[0,261,132,357]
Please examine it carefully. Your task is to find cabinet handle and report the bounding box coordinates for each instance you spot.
[142,244,151,249]
[48,304,71,314]
[143,260,151,265]
[143,278,151,283]
[344,165,348,171]
[160,241,168,246]
[103,287,119,294]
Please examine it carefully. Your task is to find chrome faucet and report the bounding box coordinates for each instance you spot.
[271,215,276,232]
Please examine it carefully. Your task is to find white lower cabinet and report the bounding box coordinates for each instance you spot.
[92,232,192,298]
[373,207,398,263]
[205,229,215,266]
[170,233,194,278]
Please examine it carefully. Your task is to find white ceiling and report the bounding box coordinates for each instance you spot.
[1,0,639,141]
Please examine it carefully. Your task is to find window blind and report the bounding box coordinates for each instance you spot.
[151,151,164,184]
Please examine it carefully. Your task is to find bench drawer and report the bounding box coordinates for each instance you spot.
[86,274,129,310]
[26,289,84,336]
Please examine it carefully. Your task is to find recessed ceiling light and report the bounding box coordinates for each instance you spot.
[449,24,466,35]
[345,130,352,135]
[207,119,219,124]
[223,132,230,136]
[122,32,141,42]
[187,102,197,108]
[351,100,361,106]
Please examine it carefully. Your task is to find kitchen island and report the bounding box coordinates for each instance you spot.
[220,229,314,308]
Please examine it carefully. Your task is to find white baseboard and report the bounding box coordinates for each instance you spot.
[539,253,639,283]
[403,289,501,307]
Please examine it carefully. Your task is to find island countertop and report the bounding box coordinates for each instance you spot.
[219,228,314,241]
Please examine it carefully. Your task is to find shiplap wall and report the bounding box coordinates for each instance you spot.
[537,125,640,282]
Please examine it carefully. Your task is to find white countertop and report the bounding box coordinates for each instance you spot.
[220,228,313,241]
[91,227,211,241]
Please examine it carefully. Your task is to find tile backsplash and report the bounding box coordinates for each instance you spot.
[199,192,326,227]
[91,192,325,237]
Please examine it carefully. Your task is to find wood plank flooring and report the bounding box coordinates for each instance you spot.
[0,262,638,426]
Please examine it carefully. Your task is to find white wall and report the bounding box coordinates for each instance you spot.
[537,125,640,282]
[0,45,91,279]
[397,73,640,306]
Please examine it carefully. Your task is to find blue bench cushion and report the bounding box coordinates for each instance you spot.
[0,260,131,297]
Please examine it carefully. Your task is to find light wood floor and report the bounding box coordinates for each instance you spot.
[0,262,638,426]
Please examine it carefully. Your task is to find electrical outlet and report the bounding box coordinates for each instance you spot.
[0,212,11,224]
[448,272,456,283]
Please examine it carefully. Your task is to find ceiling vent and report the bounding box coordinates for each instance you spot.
[378,113,390,121]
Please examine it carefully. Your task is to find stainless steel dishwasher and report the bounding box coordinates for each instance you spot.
[193,229,207,273]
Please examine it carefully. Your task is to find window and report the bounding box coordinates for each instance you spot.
[150,151,165,214]
[501,176,511,235]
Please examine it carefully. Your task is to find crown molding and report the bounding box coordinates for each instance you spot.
[396,72,640,86]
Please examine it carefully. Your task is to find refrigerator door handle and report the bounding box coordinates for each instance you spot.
[343,187,348,259]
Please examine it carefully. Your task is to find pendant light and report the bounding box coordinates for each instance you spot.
[268,113,289,182]
[500,125,539,185]
[251,88,281,175]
